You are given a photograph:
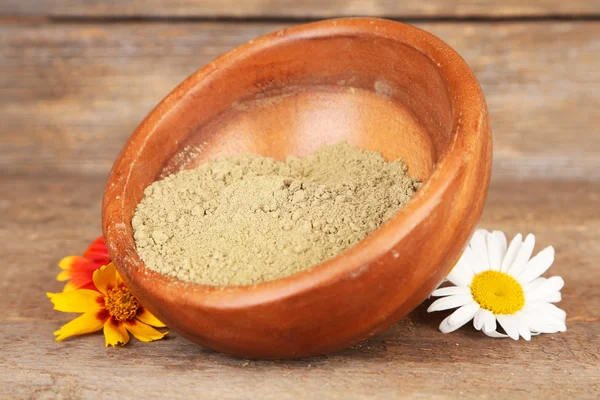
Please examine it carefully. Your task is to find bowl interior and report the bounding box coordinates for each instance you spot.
[152,30,453,182]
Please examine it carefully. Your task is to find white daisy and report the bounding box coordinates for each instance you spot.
[428,229,566,340]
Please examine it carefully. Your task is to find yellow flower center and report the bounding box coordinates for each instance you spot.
[105,285,140,321]
[470,270,525,315]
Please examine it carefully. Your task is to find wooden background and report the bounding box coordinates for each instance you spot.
[1,1,599,398]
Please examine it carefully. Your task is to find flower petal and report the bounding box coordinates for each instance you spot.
[446,262,475,287]
[93,263,118,295]
[83,236,111,265]
[124,319,168,342]
[439,303,479,334]
[136,307,167,328]
[431,286,470,297]
[526,302,567,321]
[507,234,535,277]
[515,313,532,341]
[483,310,498,332]
[59,255,82,271]
[104,319,130,347]
[540,292,562,303]
[427,294,474,313]
[517,246,555,285]
[47,290,103,313]
[59,255,102,292]
[526,276,564,298]
[501,233,523,272]
[520,309,566,333]
[470,230,490,271]
[53,311,105,341]
[460,246,484,274]
[496,314,521,340]
[448,303,480,326]
[56,270,72,282]
[483,310,497,333]
[483,330,508,338]
[486,233,503,271]
[473,308,490,331]
[524,277,547,293]
[63,281,78,292]
[492,231,508,257]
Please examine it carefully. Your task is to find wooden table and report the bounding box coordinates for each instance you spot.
[1,1,599,398]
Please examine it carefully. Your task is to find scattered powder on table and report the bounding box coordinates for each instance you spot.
[132,142,420,286]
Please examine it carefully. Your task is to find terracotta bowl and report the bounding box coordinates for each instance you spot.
[103,18,492,359]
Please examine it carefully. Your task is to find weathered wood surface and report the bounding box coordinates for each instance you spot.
[1,22,599,181]
[1,0,599,18]
[1,17,599,400]
[1,176,599,398]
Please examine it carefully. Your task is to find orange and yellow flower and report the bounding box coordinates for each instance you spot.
[48,263,168,346]
[57,236,111,291]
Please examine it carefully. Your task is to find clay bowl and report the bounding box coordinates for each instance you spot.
[103,18,492,359]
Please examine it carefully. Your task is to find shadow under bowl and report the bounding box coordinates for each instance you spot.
[103,18,492,359]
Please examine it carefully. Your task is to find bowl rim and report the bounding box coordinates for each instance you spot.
[103,17,488,310]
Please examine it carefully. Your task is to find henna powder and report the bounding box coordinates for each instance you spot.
[132,143,420,286]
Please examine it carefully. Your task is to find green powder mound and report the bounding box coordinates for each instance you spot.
[132,143,420,286]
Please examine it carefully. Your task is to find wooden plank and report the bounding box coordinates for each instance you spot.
[1,21,599,181]
[1,173,599,398]
[0,0,599,18]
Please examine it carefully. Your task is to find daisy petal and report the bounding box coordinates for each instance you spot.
[136,307,167,328]
[517,246,555,285]
[540,292,562,303]
[440,303,479,333]
[431,286,471,297]
[525,277,565,303]
[459,246,484,274]
[515,314,532,341]
[483,330,508,338]
[470,230,490,271]
[524,277,547,293]
[54,311,105,341]
[486,233,503,271]
[47,290,103,313]
[496,314,520,340]
[492,231,508,257]
[528,276,564,294]
[446,263,475,287]
[439,315,455,334]
[501,234,522,273]
[527,302,567,324]
[521,310,566,334]
[449,303,480,326]
[93,263,118,295]
[104,319,130,347]
[473,309,487,331]
[507,234,535,277]
[124,320,168,342]
[427,295,474,313]
[483,311,497,333]
[431,286,470,297]
[524,316,565,333]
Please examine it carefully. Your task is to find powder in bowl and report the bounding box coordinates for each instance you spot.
[132,142,420,286]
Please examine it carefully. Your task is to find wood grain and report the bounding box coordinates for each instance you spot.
[1,16,599,398]
[1,21,599,182]
[1,0,599,18]
[1,173,599,398]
